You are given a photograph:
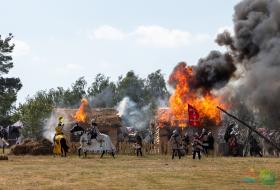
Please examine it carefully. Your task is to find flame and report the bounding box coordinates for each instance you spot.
[74,98,89,122]
[168,63,227,127]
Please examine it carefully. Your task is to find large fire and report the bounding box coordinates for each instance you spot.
[168,63,227,127]
[74,98,89,123]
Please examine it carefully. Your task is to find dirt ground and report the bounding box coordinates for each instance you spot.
[0,154,279,190]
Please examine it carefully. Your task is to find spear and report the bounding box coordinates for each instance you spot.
[217,106,280,152]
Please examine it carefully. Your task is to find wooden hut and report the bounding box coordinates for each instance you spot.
[155,107,220,155]
[53,108,122,150]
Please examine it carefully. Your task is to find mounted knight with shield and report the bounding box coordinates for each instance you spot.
[76,119,116,158]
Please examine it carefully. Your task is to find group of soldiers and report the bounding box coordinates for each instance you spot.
[169,128,214,160]
[224,122,263,157]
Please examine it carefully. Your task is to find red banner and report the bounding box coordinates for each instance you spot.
[188,104,200,127]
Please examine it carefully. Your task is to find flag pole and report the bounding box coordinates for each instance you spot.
[217,106,280,152]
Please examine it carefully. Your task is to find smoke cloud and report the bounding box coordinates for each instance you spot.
[43,110,73,142]
[195,51,236,90]
[168,0,280,128]
[228,0,280,128]
[89,87,115,108]
[117,97,152,130]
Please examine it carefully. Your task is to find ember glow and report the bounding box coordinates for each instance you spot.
[168,62,227,126]
[74,98,89,122]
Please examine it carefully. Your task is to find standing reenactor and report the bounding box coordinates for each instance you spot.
[192,133,203,160]
[170,130,182,159]
[207,132,215,156]
[224,122,235,143]
[182,132,190,155]
[200,128,209,156]
[249,135,263,157]
[228,131,238,156]
[135,133,143,157]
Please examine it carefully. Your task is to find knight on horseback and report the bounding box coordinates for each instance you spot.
[89,119,100,140]
[53,116,69,157]
[78,119,116,158]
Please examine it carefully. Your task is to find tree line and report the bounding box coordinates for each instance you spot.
[0,33,170,138]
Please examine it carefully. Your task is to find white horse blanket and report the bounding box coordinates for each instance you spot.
[80,133,116,153]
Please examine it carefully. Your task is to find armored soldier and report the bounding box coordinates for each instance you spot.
[192,132,203,160]
[135,133,143,157]
[200,128,209,156]
[182,132,190,155]
[170,130,182,159]
[89,119,100,139]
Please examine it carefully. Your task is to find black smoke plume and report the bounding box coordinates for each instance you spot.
[194,51,236,90]
[170,0,280,128]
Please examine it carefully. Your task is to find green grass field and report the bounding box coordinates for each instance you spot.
[0,154,279,190]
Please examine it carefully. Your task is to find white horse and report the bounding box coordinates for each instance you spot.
[78,131,116,158]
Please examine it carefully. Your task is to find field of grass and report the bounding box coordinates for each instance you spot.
[0,153,279,190]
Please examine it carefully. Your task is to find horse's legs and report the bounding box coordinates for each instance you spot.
[140,148,142,157]
[111,152,115,158]
[84,151,87,158]
[60,142,63,157]
[78,148,81,157]
[2,146,4,154]
[100,151,105,158]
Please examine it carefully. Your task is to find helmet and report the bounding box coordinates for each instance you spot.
[91,119,97,126]
[229,121,236,127]
[172,130,178,135]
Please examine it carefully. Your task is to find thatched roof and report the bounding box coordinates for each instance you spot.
[54,108,122,128]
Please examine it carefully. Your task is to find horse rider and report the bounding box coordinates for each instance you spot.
[170,129,182,159]
[53,116,68,156]
[89,119,101,140]
[54,116,64,136]
[88,119,115,159]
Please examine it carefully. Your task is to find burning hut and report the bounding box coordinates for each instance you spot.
[155,107,222,155]
[52,99,122,151]
[154,62,227,155]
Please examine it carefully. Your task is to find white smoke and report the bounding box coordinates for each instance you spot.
[116,97,152,130]
[43,112,56,142]
[156,97,169,107]
[42,109,73,142]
